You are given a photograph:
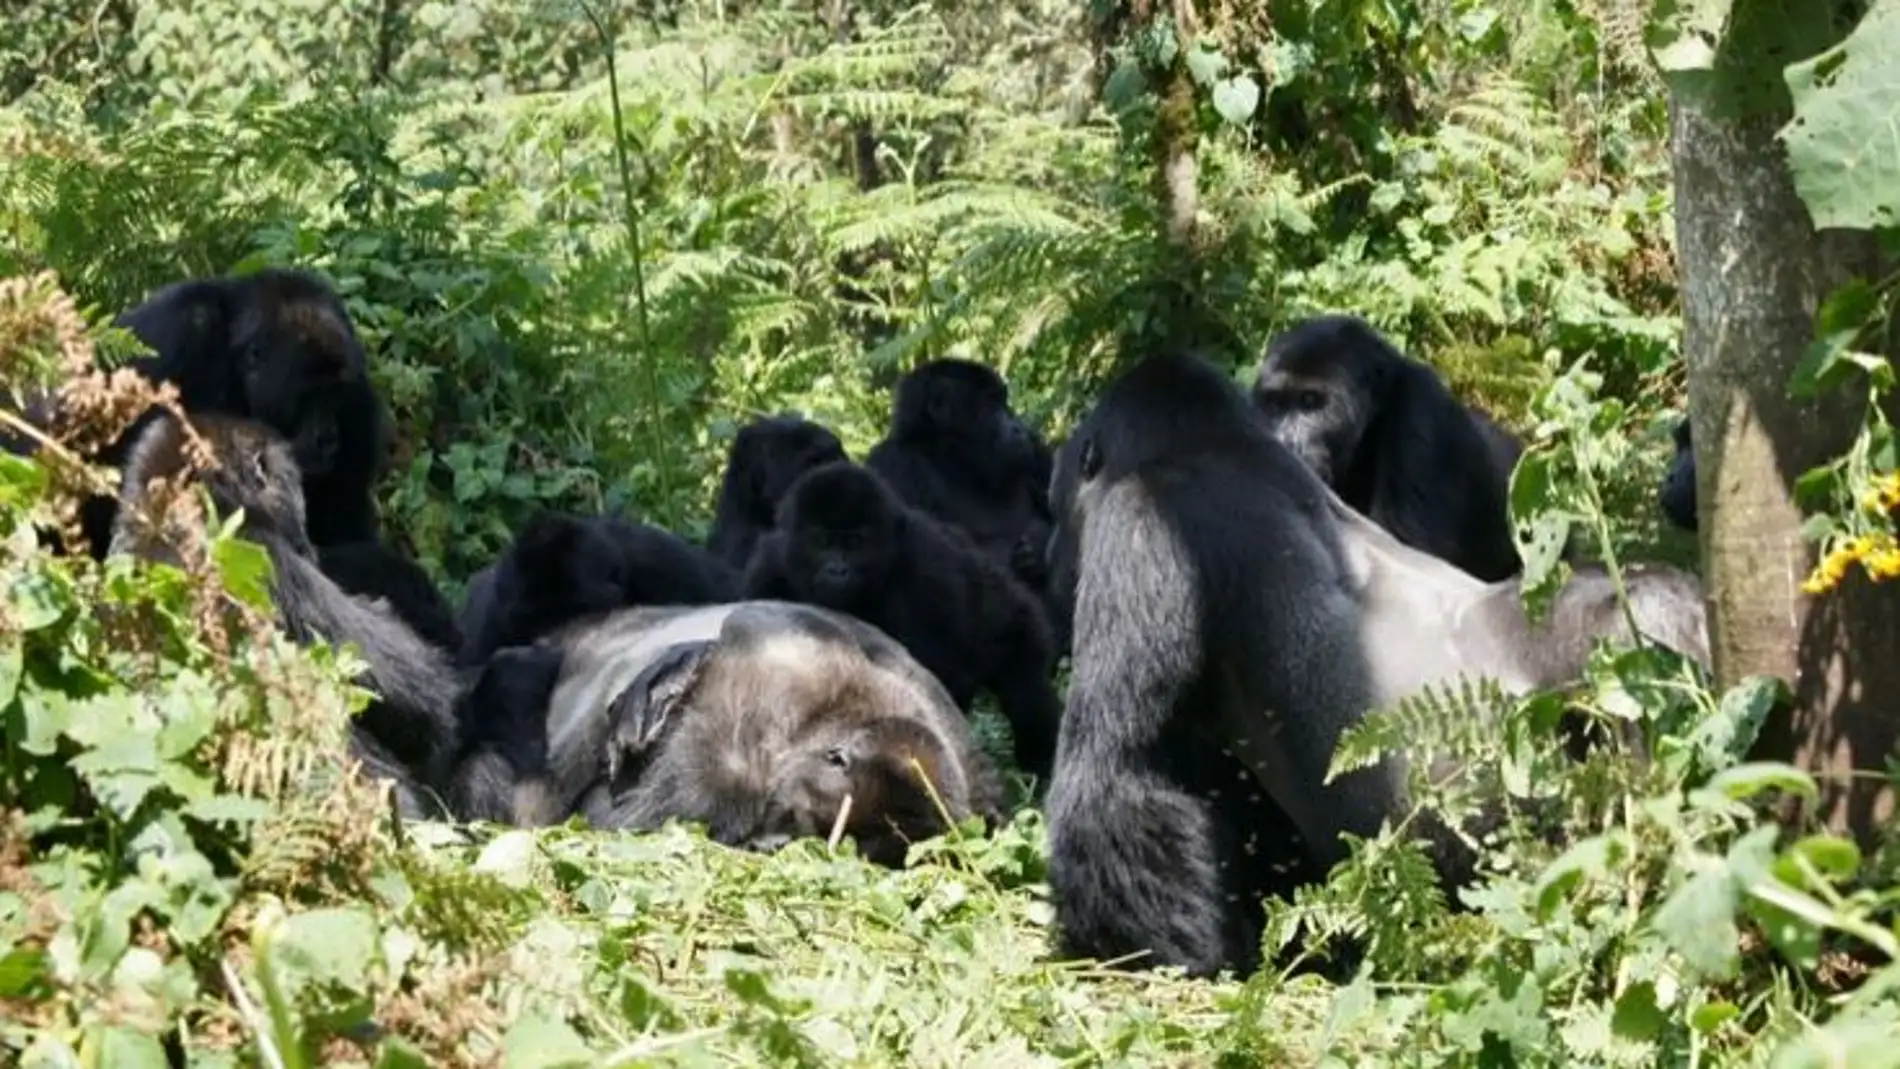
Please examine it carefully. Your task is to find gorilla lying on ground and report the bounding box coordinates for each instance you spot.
[458,510,739,666]
[866,360,1065,641]
[1660,416,1697,532]
[706,415,849,571]
[462,601,1005,866]
[110,412,542,824]
[1251,314,1523,581]
[66,269,391,558]
[1044,349,1708,978]
[744,461,1063,778]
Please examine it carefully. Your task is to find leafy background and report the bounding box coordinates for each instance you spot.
[3,0,1898,1066]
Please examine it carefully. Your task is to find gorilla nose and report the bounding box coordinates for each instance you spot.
[743,832,792,854]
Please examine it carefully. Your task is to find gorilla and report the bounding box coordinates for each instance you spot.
[744,461,1063,778]
[706,415,849,571]
[317,540,463,654]
[458,511,740,667]
[1251,314,1523,581]
[111,412,541,824]
[1044,350,1708,977]
[463,601,1005,866]
[67,268,390,559]
[1660,416,1697,532]
[866,360,1062,636]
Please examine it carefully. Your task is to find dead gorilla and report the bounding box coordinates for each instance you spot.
[1044,350,1708,977]
[69,268,390,558]
[706,415,850,571]
[111,412,543,825]
[1251,314,1523,581]
[464,601,1004,866]
[743,461,1063,778]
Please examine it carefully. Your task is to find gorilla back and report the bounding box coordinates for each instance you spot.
[1043,350,1709,978]
[487,601,1004,866]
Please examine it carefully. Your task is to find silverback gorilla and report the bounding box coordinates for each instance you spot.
[464,601,1005,866]
[111,412,540,824]
[1251,315,1523,581]
[1043,351,1708,977]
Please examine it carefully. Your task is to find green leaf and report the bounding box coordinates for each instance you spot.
[81,1026,169,1069]
[1184,43,1227,87]
[1647,0,1732,73]
[374,1038,430,1069]
[501,1011,595,1069]
[268,907,380,1002]
[1611,981,1666,1041]
[1652,864,1743,979]
[1211,76,1261,126]
[1691,1000,1741,1034]
[1705,761,1817,802]
[1781,4,1900,230]
[1787,834,1862,883]
[1533,833,1627,920]
[471,829,538,888]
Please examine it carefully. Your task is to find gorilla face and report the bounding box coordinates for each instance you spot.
[1250,367,1369,487]
[230,286,367,480]
[778,463,904,605]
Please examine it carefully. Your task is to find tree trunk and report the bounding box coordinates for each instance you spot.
[1668,6,1900,839]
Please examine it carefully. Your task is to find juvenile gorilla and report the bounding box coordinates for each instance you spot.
[1660,417,1697,532]
[706,415,849,570]
[1044,350,1708,978]
[318,540,463,654]
[866,360,1060,614]
[1251,314,1523,581]
[462,601,1004,866]
[111,413,542,824]
[459,511,739,666]
[71,269,389,558]
[744,462,1063,778]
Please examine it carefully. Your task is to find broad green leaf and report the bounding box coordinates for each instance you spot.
[472,829,539,888]
[1184,43,1227,87]
[1705,761,1817,802]
[268,907,380,1003]
[80,1026,168,1069]
[1652,863,1743,979]
[1533,833,1627,920]
[1211,76,1261,126]
[1691,1000,1741,1033]
[0,632,22,709]
[1769,1016,1900,1069]
[1611,981,1665,1041]
[501,1011,595,1069]
[1647,0,1731,73]
[1781,4,1900,229]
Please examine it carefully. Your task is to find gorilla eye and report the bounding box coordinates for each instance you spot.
[823,746,850,769]
[1295,390,1327,412]
[1079,437,1102,479]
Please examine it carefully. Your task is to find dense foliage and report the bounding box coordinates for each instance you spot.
[3,0,1897,1066]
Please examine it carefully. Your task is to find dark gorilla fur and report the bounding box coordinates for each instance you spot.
[75,268,389,558]
[110,412,545,825]
[744,461,1063,778]
[706,415,849,570]
[866,359,1064,641]
[466,601,1004,866]
[459,511,740,667]
[1044,350,1709,977]
[317,540,463,654]
[1251,314,1523,581]
[1660,416,1697,532]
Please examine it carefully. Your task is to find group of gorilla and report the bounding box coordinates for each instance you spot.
[22,268,1713,979]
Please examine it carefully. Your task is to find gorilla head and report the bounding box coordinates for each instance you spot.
[889,359,1040,485]
[772,462,904,604]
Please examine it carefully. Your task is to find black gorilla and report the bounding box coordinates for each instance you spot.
[1044,350,1709,977]
[73,268,388,558]
[317,540,463,654]
[465,601,1005,866]
[112,412,536,824]
[459,511,739,666]
[744,461,1062,778]
[1660,416,1697,532]
[706,415,849,570]
[866,360,1060,619]
[1251,314,1522,581]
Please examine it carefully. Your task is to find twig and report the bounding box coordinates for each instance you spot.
[220,957,290,1069]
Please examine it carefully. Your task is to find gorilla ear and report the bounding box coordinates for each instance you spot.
[603,639,715,783]
[1078,435,1102,480]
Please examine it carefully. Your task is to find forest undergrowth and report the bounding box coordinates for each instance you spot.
[4,1,1899,1066]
